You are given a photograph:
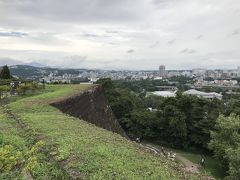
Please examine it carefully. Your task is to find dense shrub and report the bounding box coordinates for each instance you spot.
[0,85,10,99]
[16,83,39,95]
[0,141,44,174]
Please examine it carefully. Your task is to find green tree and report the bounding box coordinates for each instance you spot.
[111,97,134,119]
[97,78,114,90]
[0,65,11,79]
[162,105,187,147]
[209,114,240,179]
[99,78,223,150]
[175,94,218,149]
[225,98,240,115]
[122,109,159,138]
[188,104,209,147]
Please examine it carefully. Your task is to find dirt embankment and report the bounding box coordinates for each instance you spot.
[51,85,127,137]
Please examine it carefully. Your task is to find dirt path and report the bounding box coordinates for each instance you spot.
[140,143,161,155]
[175,153,199,173]
[143,143,200,174]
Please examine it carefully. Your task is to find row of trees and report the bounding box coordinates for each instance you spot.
[0,65,42,98]
[0,82,40,99]
[98,78,223,149]
[114,76,193,93]
[124,94,222,149]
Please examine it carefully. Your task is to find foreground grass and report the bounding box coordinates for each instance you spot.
[0,107,67,179]
[1,84,203,179]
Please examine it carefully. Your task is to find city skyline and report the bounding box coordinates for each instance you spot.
[1,62,240,72]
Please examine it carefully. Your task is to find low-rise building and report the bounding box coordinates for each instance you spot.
[152,91,176,97]
[183,89,222,100]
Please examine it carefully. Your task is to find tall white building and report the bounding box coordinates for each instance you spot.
[159,65,166,77]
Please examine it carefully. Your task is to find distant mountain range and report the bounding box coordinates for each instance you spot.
[8,65,88,79]
[24,62,46,68]
[0,58,46,68]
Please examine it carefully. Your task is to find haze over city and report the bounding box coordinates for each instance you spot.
[0,0,240,70]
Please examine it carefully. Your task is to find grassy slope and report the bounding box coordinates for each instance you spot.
[2,85,202,179]
[0,108,27,179]
[172,149,225,179]
[145,141,225,179]
[0,107,67,179]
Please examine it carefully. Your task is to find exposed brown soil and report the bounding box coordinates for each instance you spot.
[51,85,127,138]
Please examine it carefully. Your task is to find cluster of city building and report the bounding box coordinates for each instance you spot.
[158,65,240,88]
[158,65,240,79]
[42,70,161,84]
[40,65,240,87]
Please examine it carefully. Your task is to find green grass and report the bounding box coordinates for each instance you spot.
[143,141,225,179]
[168,148,226,179]
[1,84,206,179]
[0,107,67,179]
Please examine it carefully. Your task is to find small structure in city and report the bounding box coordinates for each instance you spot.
[183,89,222,100]
[152,91,176,97]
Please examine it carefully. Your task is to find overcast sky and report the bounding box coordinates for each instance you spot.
[0,0,239,70]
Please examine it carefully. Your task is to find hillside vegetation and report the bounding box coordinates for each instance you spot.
[1,84,206,179]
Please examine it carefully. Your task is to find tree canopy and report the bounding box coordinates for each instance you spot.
[0,65,11,79]
[209,114,240,179]
[97,78,224,150]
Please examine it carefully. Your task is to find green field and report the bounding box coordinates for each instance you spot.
[0,85,208,179]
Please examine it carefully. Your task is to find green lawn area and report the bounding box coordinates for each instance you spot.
[0,84,204,179]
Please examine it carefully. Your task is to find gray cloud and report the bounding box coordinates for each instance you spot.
[0,0,143,26]
[180,48,197,54]
[0,0,239,70]
[0,31,28,38]
[81,33,111,38]
[153,0,176,6]
[127,49,135,53]
[63,55,87,65]
[105,30,119,34]
[167,39,176,45]
[0,57,23,66]
[232,29,240,35]
[196,35,203,39]
[149,41,159,48]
